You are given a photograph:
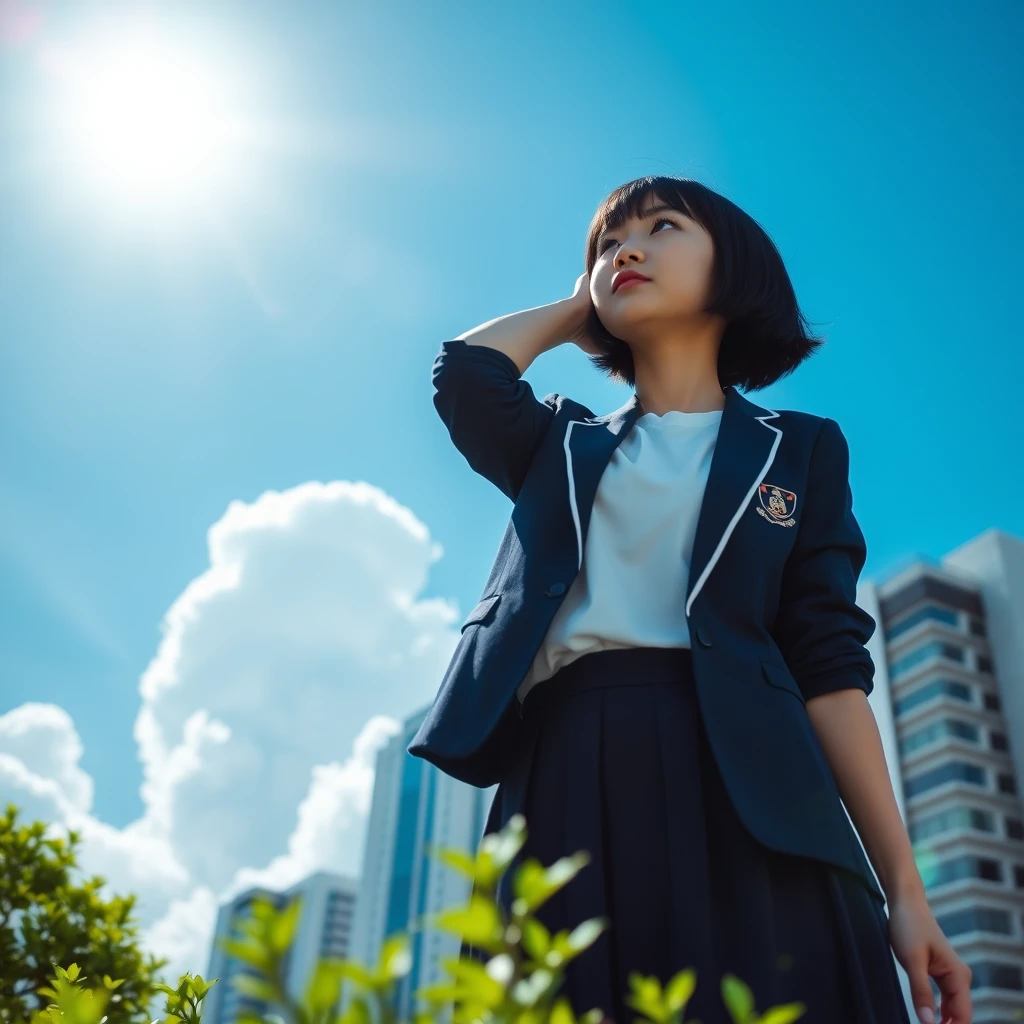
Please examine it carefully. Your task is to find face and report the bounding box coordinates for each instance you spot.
[590,195,718,344]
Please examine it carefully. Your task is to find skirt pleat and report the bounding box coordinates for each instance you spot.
[462,647,911,1024]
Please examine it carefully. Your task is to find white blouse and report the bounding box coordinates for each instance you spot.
[516,406,724,705]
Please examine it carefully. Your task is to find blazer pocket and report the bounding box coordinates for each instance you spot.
[460,593,502,632]
[761,658,806,706]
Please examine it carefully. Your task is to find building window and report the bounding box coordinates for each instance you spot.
[977,655,994,674]
[1007,818,1024,841]
[894,679,972,718]
[969,617,987,637]
[886,604,960,641]
[968,960,1024,991]
[1016,866,1024,889]
[984,692,1002,712]
[890,641,965,680]
[979,858,1003,882]
[910,806,995,843]
[899,718,980,757]
[935,905,1012,938]
[904,761,986,799]
[923,854,1002,889]
[999,773,1017,796]
[991,732,1009,752]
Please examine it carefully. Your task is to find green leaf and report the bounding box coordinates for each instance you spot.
[376,933,412,981]
[336,997,373,1024]
[625,971,666,1021]
[304,960,343,1012]
[219,937,273,973]
[432,894,504,952]
[549,995,577,1024]
[478,814,528,877]
[664,968,697,1013]
[511,967,559,1009]
[519,917,552,962]
[269,898,302,954]
[564,917,608,955]
[231,974,280,1002]
[431,847,479,881]
[333,959,377,989]
[413,983,465,1003]
[512,852,590,915]
[758,1003,808,1024]
[720,974,755,1024]
[434,955,504,1007]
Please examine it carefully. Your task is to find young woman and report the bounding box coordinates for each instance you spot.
[408,177,972,1024]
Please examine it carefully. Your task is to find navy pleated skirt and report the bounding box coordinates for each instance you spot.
[460,646,911,1024]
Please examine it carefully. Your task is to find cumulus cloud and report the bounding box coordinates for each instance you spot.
[0,704,93,817]
[0,480,461,980]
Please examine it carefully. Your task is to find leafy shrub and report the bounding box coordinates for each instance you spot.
[22,813,806,1024]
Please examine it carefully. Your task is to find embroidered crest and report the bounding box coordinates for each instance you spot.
[757,483,797,527]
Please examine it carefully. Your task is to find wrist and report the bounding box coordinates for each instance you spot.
[546,297,581,348]
[884,868,928,905]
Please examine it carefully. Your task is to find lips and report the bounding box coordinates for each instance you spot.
[612,271,651,292]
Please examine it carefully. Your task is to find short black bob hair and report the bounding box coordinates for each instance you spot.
[582,176,823,392]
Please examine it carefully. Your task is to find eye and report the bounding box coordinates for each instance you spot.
[599,216,677,253]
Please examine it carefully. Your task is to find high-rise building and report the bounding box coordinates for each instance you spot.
[861,528,1024,1022]
[204,870,358,1024]
[345,705,497,1020]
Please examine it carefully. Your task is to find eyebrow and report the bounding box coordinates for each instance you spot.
[597,204,681,246]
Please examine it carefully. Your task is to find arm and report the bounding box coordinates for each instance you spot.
[431,300,577,502]
[805,689,924,900]
[772,416,925,899]
[771,417,878,700]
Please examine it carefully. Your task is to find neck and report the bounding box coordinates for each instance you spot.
[631,337,725,415]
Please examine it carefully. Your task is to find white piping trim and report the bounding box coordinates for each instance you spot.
[564,419,605,572]
[684,409,783,620]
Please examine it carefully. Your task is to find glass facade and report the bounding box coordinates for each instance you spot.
[886,603,959,641]
[383,715,440,1020]
[893,678,972,717]
[899,718,980,757]
[890,640,965,679]
[879,562,1024,1010]
[936,905,1013,938]
[921,853,1002,888]
[909,805,995,843]
[904,759,986,799]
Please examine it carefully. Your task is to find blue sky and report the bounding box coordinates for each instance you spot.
[1,0,1020,980]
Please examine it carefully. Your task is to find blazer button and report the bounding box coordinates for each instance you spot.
[545,582,566,597]
[696,626,712,648]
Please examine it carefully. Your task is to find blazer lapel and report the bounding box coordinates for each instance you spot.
[563,385,782,619]
[685,386,781,617]
[563,392,644,573]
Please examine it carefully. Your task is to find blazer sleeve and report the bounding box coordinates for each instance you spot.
[431,338,559,503]
[772,416,878,701]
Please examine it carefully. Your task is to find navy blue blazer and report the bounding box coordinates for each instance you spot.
[408,337,885,908]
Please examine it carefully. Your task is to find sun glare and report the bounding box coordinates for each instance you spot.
[39,20,250,214]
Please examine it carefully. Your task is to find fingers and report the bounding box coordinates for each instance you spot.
[937,964,973,1024]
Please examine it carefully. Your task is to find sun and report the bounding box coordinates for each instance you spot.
[39,18,250,215]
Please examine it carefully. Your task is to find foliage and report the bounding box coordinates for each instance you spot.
[13,808,808,1024]
[0,804,167,1024]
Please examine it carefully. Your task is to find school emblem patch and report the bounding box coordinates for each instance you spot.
[757,483,797,527]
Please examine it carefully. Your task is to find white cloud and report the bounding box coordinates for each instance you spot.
[0,479,461,982]
[0,704,93,815]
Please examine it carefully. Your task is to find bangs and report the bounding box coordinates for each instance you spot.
[585,178,711,270]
